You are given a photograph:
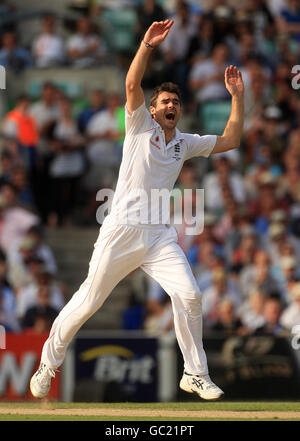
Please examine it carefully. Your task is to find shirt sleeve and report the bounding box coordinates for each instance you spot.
[184,133,217,160]
[125,101,154,135]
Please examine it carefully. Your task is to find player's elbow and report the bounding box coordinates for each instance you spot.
[213,135,240,154]
[231,140,241,150]
[125,78,139,93]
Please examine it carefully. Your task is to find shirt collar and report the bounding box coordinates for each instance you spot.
[155,123,184,146]
[167,128,184,148]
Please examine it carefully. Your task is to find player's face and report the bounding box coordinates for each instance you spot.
[150,92,182,131]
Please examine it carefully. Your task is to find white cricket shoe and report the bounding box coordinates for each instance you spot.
[30,362,56,398]
[180,371,224,401]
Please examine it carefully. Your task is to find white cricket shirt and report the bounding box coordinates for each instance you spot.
[105,102,216,226]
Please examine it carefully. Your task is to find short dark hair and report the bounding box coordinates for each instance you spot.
[149,82,182,108]
[17,94,30,104]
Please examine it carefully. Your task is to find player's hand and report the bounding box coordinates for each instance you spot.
[225,65,244,97]
[143,19,174,48]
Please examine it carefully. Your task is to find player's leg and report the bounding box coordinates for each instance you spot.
[30,224,146,398]
[141,227,224,400]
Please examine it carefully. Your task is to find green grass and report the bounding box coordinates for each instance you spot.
[0,401,299,411]
[0,401,299,421]
[0,416,297,421]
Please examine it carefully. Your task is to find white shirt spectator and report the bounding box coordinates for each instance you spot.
[280,283,300,330]
[32,33,64,67]
[30,101,60,131]
[203,171,246,211]
[189,59,229,103]
[202,283,241,323]
[161,16,197,61]
[49,118,85,179]
[0,206,39,252]
[66,33,106,68]
[280,301,300,330]
[86,109,120,165]
[16,282,65,319]
[238,297,266,331]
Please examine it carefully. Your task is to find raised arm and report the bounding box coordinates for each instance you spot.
[125,19,174,115]
[212,65,244,154]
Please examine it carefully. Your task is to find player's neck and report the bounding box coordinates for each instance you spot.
[164,128,176,145]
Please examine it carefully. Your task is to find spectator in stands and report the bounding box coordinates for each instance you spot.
[25,225,57,275]
[210,299,247,337]
[266,222,300,271]
[187,15,216,65]
[273,255,300,302]
[239,250,280,299]
[77,89,106,134]
[238,289,266,331]
[134,0,167,88]
[0,150,14,187]
[189,228,221,270]
[48,96,86,227]
[244,145,282,199]
[231,225,260,269]
[23,310,55,335]
[214,200,246,262]
[29,82,61,221]
[22,283,59,330]
[253,293,288,336]
[203,156,246,214]
[66,15,107,68]
[144,295,174,334]
[6,235,42,291]
[194,253,226,293]
[249,173,285,234]
[202,267,242,328]
[161,0,198,102]
[280,282,300,330]
[2,95,39,174]
[9,166,35,209]
[188,42,230,106]
[0,185,39,253]
[236,32,265,67]
[0,31,33,73]
[277,0,300,43]
[85,93,123,190]
[0,249,20,332]
[32,14,65,68]
[16,269,65,324]
[30,82,60,142]
[135,0,166,43]
[206,0,235,45]
[278,147,300,204]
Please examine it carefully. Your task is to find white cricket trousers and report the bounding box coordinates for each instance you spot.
[41,222,208,375]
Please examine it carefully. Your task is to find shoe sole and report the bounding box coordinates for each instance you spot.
[179,381,224,401]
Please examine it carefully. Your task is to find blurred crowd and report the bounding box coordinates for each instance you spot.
[1,0,300,339]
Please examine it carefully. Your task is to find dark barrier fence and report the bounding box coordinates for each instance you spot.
[177,333,300,401]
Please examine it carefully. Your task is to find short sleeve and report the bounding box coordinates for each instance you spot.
[184,133,217,160]
[125,101,154,135]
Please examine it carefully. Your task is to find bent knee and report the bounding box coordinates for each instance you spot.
[173,295,202,316]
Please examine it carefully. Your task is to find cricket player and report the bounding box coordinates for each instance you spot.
[30,20,244,400]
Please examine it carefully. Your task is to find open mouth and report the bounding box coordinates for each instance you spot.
[165,112,175,121]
